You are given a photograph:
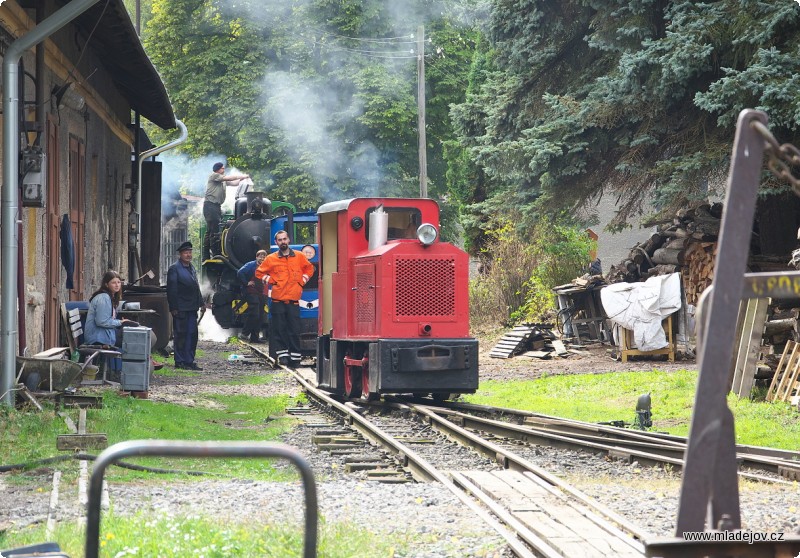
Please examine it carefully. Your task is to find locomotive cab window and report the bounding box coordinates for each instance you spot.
[294,222,316,245]
[365,207,422,241]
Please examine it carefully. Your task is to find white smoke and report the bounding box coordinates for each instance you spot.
[159,151,249,207]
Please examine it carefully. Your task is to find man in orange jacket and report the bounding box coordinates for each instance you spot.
[255,230,314,368]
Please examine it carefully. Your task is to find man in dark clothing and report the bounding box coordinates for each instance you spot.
[236,249,267,342]
[167,241,205,370]
[203,161,249,259]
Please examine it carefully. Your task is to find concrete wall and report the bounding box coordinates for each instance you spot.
[582,194,658,276]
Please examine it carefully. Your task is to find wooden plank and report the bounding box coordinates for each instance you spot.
[774,344,800,401]
[727,299,747,390]
[778,360,800,402]
[770,341,799,401]
[512,510,570,539]
[551,339,568,356]
[58,411,78,434]
[785,374,800,403]
[32,347,71,359]
[18,386,43,411]
[521,351,552,359]
[497,341,526,347]
[56,434,108,451]
[730,299,755,394]
[488,471,641,557]
[735,298,770,398]
[568,348,591,356]
[459,470,549,510]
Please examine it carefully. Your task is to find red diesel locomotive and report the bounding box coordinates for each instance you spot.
[316,197,479,400]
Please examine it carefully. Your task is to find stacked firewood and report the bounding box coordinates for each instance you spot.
[683,242,718,305]
[606,203,722,304]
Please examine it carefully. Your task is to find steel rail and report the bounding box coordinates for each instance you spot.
[243,343,541,558]
[289,371,540,558]
[415,405,795,486]
[398,400,649,550]
[440,400,800,466]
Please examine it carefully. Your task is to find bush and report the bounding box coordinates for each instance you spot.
[469,221,536,329]
[470,218,593,329]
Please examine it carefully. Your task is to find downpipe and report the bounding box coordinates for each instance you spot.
[133,119,187,282]
[2,0,103,406]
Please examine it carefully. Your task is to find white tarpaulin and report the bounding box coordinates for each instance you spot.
[600,273,682,351]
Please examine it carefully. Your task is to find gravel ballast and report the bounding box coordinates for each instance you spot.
[2,338,799,556]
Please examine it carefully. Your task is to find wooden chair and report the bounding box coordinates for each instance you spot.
[619,315,676,363]
[60,302,121,385]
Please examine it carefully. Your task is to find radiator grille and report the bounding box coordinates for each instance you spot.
[395,258,456,317]
[355,269,375,323]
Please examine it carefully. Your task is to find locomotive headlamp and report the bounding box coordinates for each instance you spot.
[416,223,438,246]
[351,216,364,230]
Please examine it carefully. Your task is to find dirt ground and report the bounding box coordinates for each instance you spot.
[476,336,697,382]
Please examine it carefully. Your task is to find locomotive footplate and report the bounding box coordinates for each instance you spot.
[370,338,479,393]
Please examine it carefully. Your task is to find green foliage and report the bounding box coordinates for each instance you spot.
[450,0,800,231]
[513,222,593,322]
[143,0,481,222]
[469,217,591,328]
[469,220,536,328]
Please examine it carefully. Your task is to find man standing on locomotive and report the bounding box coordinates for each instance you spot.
[236,249,268,343]
[202,161,249,260]
[255,230,314,368]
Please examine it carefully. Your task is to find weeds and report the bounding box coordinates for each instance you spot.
[0,510,401,557]
[470,217,593,329]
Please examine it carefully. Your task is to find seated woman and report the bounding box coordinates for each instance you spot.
[84,270,136,347]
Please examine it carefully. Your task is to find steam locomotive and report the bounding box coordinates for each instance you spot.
[201,192,318,355]
[315,198,479,401]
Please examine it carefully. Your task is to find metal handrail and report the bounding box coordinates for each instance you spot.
[85,440,317,558]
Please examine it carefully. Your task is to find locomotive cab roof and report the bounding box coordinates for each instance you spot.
[317,197,440,219]
[318,198,441,247]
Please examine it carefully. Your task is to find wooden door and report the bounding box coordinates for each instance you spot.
[44,117,60,347]
[68,136,85,299]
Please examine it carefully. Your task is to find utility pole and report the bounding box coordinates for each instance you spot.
[417,25,427,198]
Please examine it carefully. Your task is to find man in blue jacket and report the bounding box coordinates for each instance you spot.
[237,249,267,342]
[167,241,205,370]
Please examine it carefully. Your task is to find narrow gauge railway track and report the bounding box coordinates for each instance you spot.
[245,343,647,558]
[418,400,800,484]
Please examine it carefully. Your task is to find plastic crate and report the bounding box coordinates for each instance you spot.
[121,359,150,391]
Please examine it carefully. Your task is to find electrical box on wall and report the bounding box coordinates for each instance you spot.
[21,148,46,208]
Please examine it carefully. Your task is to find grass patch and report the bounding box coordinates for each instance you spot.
[464,369,800,449]
[0,391,300,481]
[150,353,200,377]
[0,512,402,558]
[154,366,200,378]
[217,372,281,386]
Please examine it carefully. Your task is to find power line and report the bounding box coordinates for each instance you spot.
[317,42,418,58]
[304,26,416,44]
